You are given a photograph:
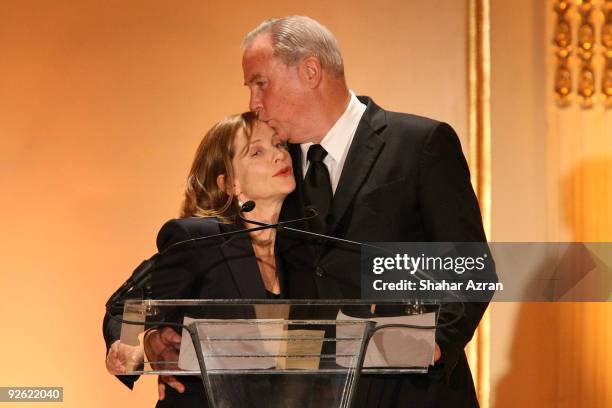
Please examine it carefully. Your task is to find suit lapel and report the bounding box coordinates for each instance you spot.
[282,145,306,221]
[279,97,387,264]
[328,97,386,233]
[218,223,267,299]
[279,145,319,265]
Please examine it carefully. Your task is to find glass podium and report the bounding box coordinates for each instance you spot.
[112,300,440,408]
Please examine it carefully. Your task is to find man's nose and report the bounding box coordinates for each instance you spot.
[249,92,262,113]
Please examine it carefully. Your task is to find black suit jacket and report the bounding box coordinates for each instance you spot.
[102,217,280,398]
[278,96,490,408]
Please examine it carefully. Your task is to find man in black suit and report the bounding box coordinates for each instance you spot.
[242,16,490,407]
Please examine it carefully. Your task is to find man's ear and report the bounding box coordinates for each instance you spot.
[299,56,322,88]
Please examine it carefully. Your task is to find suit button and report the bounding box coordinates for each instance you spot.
[315,267,324,278]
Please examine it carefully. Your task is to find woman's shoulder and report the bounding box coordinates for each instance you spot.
[156,217,226,251]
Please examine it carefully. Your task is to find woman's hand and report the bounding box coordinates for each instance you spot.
[105,340,144,375]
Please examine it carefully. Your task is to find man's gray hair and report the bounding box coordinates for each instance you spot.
[242,16,344,76]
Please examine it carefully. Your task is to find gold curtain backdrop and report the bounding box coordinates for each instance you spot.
[489,1,611,407]
[467,1,491,407]
[548,1,612,406]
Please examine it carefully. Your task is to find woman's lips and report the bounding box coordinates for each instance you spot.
[274,166,292,177]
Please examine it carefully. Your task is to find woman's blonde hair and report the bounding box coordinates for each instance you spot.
[181,112,258,221]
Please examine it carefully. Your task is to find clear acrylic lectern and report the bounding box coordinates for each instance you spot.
[112,300,440,408]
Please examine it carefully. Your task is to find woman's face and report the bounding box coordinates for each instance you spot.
[229,120,295,205]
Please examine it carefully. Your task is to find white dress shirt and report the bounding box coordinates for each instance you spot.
[300,91,367,194]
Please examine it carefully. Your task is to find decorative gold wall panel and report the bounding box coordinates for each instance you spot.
[554,1,573,105]
[468,1,491,407]
[578,0,596,106]
[603,0,612,104]
[554,0,612,107]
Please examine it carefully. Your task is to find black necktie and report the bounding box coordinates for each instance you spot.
[303,144,333,233]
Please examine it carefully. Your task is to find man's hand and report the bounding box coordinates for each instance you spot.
[106,340,144,375]
[434,343,442,363]
[143,327,185,400]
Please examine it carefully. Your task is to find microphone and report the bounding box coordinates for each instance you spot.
[240,200,256,213]
[238,201,477,302]
[239,200,318,228]
[238,201,372,250]
[237,201,470,331]
[105,206,319,310]
[105,256,158,311]
[105,201,473,335]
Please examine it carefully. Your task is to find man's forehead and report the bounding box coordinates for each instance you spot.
[243,57,280,85]
[245,33,274,55]
[243,36,275,74]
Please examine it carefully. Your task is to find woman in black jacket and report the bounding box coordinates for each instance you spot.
[104,111,297,407]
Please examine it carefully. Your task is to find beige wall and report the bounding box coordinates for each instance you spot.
[489,1,551,405]
[0,2,468,407]
[488,1,564,406]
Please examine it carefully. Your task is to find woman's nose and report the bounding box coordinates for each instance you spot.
[273,148,286,163]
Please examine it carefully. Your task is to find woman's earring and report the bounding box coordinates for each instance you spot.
[236,191,245,208]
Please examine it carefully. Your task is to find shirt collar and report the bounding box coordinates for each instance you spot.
[301,91,364,166]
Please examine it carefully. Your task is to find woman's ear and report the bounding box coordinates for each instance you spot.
[218,174,241,196]
[216,174,227,192]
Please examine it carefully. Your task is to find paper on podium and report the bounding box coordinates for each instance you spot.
[276,329,325,370]
[178,317,283,371]
[336,310,436,368]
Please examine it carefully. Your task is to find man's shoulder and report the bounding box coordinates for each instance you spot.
[385,110,442,130]
[358,95,443,135]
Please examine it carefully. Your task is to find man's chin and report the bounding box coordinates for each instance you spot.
[265,121,283,136]
[267,124,298,143]
[274,129,291,142]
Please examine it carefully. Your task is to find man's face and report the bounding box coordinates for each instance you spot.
[242,35,314,143]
